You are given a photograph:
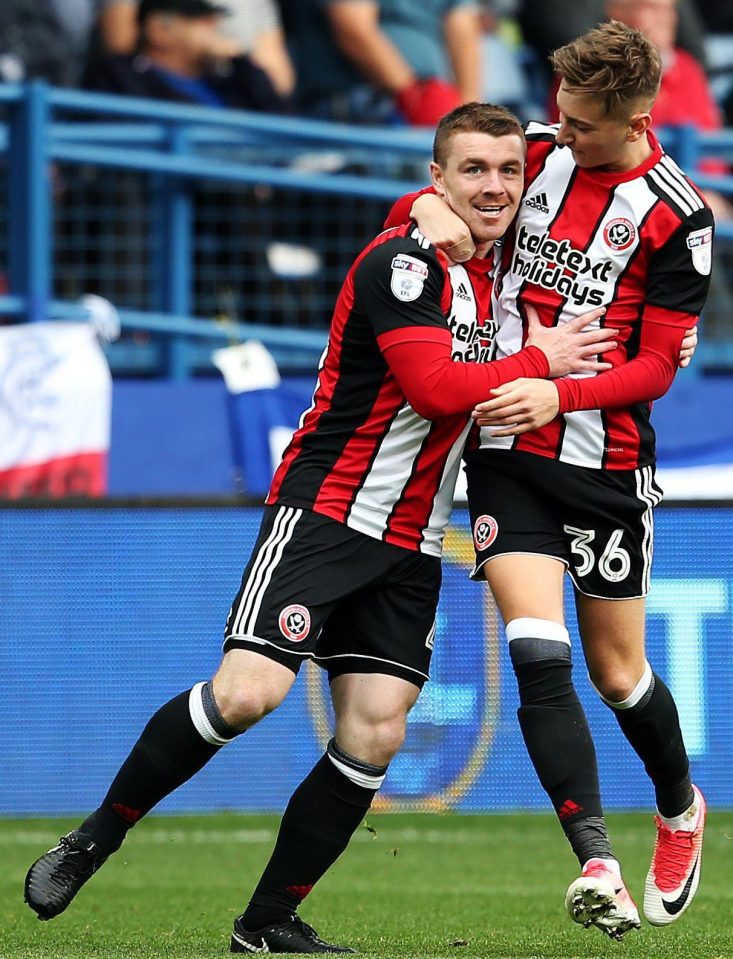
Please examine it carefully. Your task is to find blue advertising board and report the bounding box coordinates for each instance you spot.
[1,505,731,815]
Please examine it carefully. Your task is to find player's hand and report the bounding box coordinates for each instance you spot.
[472,379,559,435]
[410,194,476,262]
[525,305,616,377]
[679,324,698,368]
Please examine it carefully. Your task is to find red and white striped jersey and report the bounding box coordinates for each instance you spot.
[267,223,502,557]
[482,124,714,469]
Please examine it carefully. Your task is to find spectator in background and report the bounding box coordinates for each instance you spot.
[0,0,97,86]
[545,0,733,335]
[477,1,533,113]
[97,0,295,96]
[516,0,707,94]
[279,0,481,126]
[219,0,295,96]
[547,0,731,223]
[85,0,288,111]
[608,0,724,169]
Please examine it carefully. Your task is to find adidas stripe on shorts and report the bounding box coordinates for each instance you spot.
[223,505,441,686]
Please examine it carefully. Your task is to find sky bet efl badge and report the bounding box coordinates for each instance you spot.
[390,254,429,302]
[687,226,713,276]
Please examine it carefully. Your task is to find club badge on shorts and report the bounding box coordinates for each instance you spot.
[686,226,713,276]
[278,604,311,641]
[390,254,429,302]
[473,514,498,551]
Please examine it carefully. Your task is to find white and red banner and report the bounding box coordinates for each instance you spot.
[0,322,112,498]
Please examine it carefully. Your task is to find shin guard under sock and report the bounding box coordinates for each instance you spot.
[601,664,693,817]
[242,739,387,929]
[507,618,611,866]
[80,683,238,854]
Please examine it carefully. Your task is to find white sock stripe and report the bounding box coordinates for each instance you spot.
[602,661,653,710]
[327,752,386,790]
[188,682,232,746]
[505,617,570,645]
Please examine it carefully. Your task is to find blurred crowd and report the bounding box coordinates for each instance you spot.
[3,0,733,338]
[1,0,731,132]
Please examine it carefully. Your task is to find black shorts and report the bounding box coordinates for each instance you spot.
[223,505,442,686]
[464,449,663,599]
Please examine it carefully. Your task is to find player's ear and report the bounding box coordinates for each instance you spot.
[429,161,446,197]
[627,111,652,143]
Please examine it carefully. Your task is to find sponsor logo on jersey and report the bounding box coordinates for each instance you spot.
[511,225,610,308]
[686,226,713,276]
[454,281,472,301]
[603,217,636,251]
[473,514,499,551]
[447,314,498,363]
[525,191,549,213]
[278,604,311,641]
[390,254,429,302]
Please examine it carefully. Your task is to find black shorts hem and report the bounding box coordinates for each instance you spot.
[315,654,428,689]
[470,550,568,581]
[567,569,649,600]
[223,636,309,675]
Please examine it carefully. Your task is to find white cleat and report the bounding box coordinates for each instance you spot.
[644,784,706,926]
[565,858,641,941]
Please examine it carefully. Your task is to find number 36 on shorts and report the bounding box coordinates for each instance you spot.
[563,525,631,583]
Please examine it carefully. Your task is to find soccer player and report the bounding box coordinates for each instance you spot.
[23,103,616,954]
[387,21,712,941]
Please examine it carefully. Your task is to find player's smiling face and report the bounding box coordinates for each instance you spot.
[430,131,525,257]
[555,83,651,172]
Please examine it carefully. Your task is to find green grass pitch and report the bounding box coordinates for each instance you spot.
[2,811,732,959]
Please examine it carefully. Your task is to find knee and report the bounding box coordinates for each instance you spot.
[592,661,652,707]
[369,718,407,765]
[592,672,635,703]
[340,714,407,767]
[214,678,286,731]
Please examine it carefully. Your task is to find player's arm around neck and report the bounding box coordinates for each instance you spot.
[409,191,476,262]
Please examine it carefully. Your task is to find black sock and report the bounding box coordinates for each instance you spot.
[80,684,237,855]
[604,668,693,817]
[509,629,611,866]
[242,740,386,929]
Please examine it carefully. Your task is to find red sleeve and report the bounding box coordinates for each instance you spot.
[384,187,437,229]
[555,308,692,412]
[378,326,549,419]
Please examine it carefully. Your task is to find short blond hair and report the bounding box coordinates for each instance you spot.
[551,20,662,117]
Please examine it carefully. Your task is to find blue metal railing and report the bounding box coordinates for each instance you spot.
[2,82,733,377]
[0,81,434,377]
